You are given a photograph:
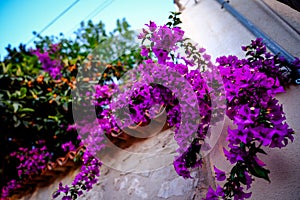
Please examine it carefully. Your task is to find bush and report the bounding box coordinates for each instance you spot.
[0,18,142,198]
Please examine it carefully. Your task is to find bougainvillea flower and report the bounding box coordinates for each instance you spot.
[244,171,253,189]
[213,166,226,181]
[145,21,157,32]
[234,105,259,126]
[32,46,63,79]
[233,187,252,200]
[140,46,149,57]
[173,156,192,179]
[152,48,169,64]
[223,147,244,164]
[206,186,218,200]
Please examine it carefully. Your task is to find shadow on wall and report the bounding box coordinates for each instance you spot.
[277,0,300,12]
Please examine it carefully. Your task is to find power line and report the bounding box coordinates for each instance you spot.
[2,0,115,62]
[84,0,114,22]
[65,0,115,36]
[26,0,80,46]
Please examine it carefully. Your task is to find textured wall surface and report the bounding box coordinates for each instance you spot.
[21,129,203,200]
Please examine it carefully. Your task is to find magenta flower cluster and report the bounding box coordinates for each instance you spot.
[52,151,102,199]
[32,44,63,79]
[113,21,214,178]
[1,180,22,200]
[1,141,52,199]
[69,20,214,185]
[204,38,296,200]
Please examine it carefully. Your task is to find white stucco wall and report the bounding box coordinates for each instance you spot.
[21,129,202,200]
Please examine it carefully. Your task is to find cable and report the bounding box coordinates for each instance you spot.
[26,0,80,46]
[2,0,114,62]
[84,0,114,22]
[65,0,115,36]
[1,0,80,61]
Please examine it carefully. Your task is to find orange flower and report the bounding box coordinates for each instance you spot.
[61,77,69,83]
[27,81,33,87]
[33,94,38,99]
[68,65,77,72]
[117,61,122,66]
[68,83,76,89]
[36,75,44,83]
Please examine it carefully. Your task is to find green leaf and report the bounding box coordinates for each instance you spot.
[63,102,68,111]
[19,108,35,112]
[256,148,267,155]
[48,115,59,122]
[2,62,9,73]
[20,113,27,118]
[13,103,20,113]
[22,121,29,128]
[166,22,172,27]
[237,167,246,185]
[249,165,270,182]
[14,119,21,127]
[230,165,237,180]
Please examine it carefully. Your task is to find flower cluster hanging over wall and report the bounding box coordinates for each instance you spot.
[1,12,299,200]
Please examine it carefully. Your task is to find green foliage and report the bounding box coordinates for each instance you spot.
[0,18,142,197]
[166,12,182,28]
[2,44,40,76]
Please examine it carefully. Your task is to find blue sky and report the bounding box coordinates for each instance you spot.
[0,0,175,59]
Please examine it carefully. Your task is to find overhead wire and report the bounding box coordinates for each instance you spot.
[65,0,115,37]
[4,0,114,58]
[83,0,114,22]
[2,0,80,62]
[3,0,115,61]
[26,0,80,46]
